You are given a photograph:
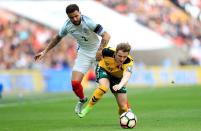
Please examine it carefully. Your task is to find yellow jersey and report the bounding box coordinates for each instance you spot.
[98,47,134,79]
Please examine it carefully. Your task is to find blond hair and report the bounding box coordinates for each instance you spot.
[116,43,131,53]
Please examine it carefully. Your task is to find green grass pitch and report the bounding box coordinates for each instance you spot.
[0,85,201,131]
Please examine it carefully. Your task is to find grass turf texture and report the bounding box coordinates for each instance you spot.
[0,85,201,131]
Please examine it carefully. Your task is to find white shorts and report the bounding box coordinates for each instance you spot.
[73,51,97,74]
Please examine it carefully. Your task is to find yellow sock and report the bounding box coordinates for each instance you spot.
[119,107,128,115]
[88,85,108,107]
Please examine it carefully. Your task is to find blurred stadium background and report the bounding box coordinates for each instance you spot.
[0,0,201,130]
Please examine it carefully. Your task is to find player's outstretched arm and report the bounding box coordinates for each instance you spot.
[96,31,110,61]
[34,34,62,61]
[113,70,132,91]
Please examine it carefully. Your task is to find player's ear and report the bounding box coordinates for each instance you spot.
[114,52,117,58]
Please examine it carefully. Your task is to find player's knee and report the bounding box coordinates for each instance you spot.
[71,80,82,90]
[99,85,109,93]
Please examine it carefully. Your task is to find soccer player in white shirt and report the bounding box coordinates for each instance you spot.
[34,4,110,114]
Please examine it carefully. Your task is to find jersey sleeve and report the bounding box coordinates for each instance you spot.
[84,16,105,36]
[123,57,134,73]
[102,48,115,57]
[58,21,68,37]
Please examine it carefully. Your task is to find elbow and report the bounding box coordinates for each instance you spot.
[103,32,111,41]
[106,32,111,41]
[55,34,62,43]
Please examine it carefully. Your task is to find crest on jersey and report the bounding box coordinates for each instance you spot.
[127,66,133,73]
[83,28,89,34]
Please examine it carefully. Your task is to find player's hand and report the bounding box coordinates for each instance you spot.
[96,50,102,61]
[113,84,122,91]
[34,51,46,61]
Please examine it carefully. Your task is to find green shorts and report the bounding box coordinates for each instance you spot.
[95,66,127,93]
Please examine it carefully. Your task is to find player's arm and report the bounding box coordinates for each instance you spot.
[99,31,111,51]
[43,34,62,54]
[34,34,62,61]
[84,16,111,61]
[96,31,111,61]
[113,66,133,91]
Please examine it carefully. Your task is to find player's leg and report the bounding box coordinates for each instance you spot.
[72,52,92,113]
[71,71,85,100]
[127,101,132,112]
[78,66,110,118]
[88,78,109,107]
[114,93,128,115]
[110,79,131,112]
[78,78,109,118]
[72,71,88,114]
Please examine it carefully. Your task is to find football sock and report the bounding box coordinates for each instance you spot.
[119,107,128,115]
[71,80,85,100]
[127,101,131,109]
[88,85,108,107]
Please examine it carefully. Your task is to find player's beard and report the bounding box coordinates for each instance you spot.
[73,20,81,25]
[115,55,123,66]
[117,60,123,68]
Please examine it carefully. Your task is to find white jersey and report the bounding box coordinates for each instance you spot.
[59,15,105,55]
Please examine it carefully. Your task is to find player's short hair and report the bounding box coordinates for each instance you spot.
[66,4,79,14]
[116,43,131,53]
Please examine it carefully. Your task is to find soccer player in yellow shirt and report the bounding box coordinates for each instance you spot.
[78,42,134,117]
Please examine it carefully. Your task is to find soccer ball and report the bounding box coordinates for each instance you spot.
[120,112,137,129]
